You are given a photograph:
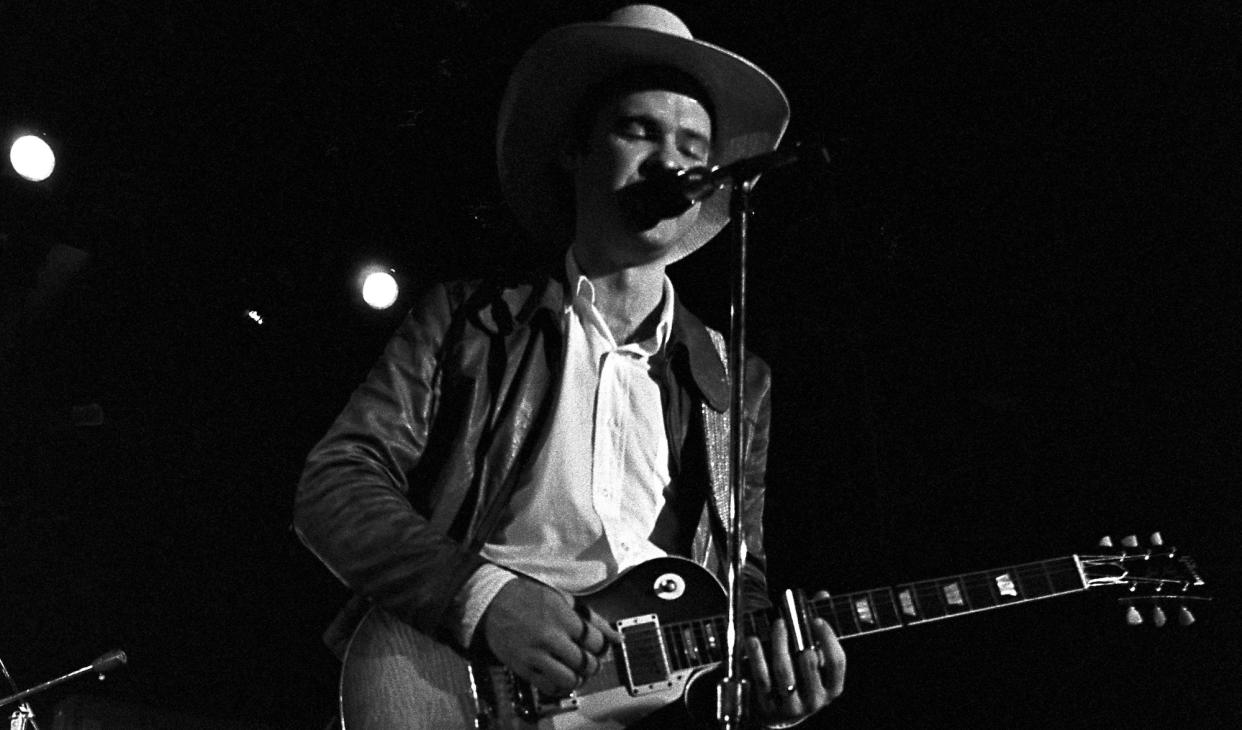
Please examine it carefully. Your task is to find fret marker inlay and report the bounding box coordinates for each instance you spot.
[995,573,1018,598]
[898,589,917,617]
[942,582,965,607]
[854,597,875,625]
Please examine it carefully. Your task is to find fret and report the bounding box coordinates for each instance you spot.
[1047,558,1085,593]
[843,593,866,635]
[664,623,688,670]
[1036,560,1058,595]
[963,571,1000,610]
[836,594,864,636]
[911,581,949,620]
[1010,564,1036,598]
[816,595,846,636]
[703,618,723,663]
[896,584,923,621]
[871,589,903,629]
[941,579,971,613]
[689,621,709,665]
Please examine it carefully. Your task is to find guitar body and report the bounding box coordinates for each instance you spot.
[340,556,728,730]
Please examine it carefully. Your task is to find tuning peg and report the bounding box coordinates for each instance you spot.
[1125,605,1143,626]
[1121,534,1139,548]
[1151,605,1167,627]
[1178,605,1196,627]
[1098,535,1114,548]
[1150,531,1164,547]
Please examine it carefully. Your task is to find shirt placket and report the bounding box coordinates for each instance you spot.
[592,351,627,562]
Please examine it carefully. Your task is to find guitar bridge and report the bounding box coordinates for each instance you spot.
[617,614,674,696]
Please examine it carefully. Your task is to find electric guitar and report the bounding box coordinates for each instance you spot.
[338,534,1206,729]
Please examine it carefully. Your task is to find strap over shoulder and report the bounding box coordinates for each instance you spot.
[699,326,740,561]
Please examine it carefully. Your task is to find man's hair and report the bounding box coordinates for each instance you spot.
[565,65,717,154]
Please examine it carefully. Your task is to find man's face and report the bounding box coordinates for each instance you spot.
[567,87,713,265]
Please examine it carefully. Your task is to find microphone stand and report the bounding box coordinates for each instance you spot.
[0,652,40,730]
[715,176,756,730]
[0,650,126,728]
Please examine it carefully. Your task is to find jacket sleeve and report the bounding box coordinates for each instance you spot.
[293,282,487,636]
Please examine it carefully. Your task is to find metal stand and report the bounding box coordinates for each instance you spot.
[0,650,126,726]
[715,177,756,729]
[0,653,40,730]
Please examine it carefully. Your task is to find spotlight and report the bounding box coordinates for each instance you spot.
[9,134,56,182]
[361,270,399,310]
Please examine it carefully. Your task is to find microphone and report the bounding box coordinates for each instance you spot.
[90,649,128,674]
[634,143,827,220]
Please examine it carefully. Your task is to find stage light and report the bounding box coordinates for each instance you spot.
[245,310,264,326]
[9,134,56,182]
[361,270,399,310]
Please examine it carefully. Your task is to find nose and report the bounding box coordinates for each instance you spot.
[639,144,685,179]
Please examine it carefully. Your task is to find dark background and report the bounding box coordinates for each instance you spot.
[2,1,1238,727]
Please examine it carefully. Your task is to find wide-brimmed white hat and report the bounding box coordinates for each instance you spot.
[496,4,790,261]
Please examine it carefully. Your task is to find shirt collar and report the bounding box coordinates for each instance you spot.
[564,248,676,355]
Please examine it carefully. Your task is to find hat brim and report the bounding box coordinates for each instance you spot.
[497,22,790,262]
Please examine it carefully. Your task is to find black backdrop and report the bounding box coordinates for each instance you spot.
[2,1,1238,728]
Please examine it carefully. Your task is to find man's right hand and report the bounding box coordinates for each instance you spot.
[480,577,620,696]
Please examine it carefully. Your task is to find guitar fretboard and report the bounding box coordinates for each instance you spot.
[655,556,1086,673]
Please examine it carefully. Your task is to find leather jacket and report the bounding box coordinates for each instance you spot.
[294,264,773,651]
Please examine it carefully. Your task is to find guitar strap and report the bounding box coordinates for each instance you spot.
[699,327,745,566]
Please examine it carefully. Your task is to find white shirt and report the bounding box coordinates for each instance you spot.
[451,251,675,644]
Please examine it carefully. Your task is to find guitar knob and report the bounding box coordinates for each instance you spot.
[1151,605,1167,628]
[1098,535,1114,548]
[1150,531,1164,547]
[1178,605,1196,626]
[1125,605,1143,626]
[1121,534,1139,548]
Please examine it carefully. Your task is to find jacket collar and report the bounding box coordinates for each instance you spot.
[669,300,730,412]
[487,260,730,411]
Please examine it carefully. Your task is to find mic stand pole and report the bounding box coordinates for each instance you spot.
[0,650,126,725]
[715,177,756,730]
[0,653,41,730]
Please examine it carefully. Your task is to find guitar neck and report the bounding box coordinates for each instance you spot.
[808,555,1087,639]
[656,556,1088,674]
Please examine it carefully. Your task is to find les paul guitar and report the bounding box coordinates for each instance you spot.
[339,534,1206,729]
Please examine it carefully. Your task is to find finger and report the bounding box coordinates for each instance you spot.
[745,635,771,692]
[744,635,782,716]
[575,616,606,656]
[811,618,846,699]
[768,618,805,717]
[575,645,599,679]
[576,603,623,647]
[527,656,579,696]
[797,646,828,710]
[768,617,796,690]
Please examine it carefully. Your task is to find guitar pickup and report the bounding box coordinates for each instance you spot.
[617,614,673,696]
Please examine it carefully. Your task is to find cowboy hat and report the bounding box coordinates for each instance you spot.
[496,4,790,261]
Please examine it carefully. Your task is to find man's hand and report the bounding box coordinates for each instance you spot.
[745,591,846,727]
[481,577,621,696]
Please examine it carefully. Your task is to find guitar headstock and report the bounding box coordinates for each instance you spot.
[1080,532,1209,626]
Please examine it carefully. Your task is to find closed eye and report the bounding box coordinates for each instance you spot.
[615,117,656,140]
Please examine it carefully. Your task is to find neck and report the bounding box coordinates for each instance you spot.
[570,243,668,345]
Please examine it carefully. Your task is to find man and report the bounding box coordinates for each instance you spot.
[295,5,844,727]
